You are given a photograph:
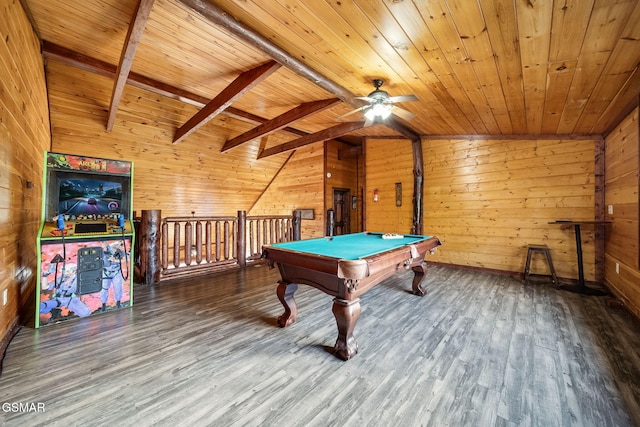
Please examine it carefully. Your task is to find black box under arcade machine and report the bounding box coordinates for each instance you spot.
[36,152,135,327]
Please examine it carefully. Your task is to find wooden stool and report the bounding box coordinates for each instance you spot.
[524,244,558,286]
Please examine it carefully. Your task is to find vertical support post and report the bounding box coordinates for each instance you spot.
[593,136,606,282]
[140,209,161,284]
[327,209,335,237]
[237,210,247,267]
[292,210,301,241]
[411,137,424,235]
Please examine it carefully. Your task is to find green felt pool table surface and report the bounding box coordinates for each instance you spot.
[269,232,436,260]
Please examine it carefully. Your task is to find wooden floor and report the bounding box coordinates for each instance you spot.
[2,264,640,426]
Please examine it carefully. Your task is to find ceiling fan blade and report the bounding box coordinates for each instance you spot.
[354,96,375,102]
[390,106,416,121]
[387,94,418,103]
[335,105,367,121]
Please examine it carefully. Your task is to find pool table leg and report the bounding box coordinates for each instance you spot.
[411,260,428,296]
[332,298,361,360]
[276,281,298,327]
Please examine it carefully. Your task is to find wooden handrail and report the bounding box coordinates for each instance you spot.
[146,210,301,281]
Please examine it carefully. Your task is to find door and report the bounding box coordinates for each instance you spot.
[332,188,351,235]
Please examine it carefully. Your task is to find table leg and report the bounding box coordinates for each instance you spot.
[411,260,428,296]
[560,224,608,296]
[332,297,361,360]
[276,281,298,327]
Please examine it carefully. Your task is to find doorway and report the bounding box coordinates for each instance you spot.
[332,188,351,236]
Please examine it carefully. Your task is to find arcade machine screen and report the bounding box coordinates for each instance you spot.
[58,177,123,216]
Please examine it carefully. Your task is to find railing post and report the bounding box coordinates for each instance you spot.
[326,209,335,237]
[293,210,301,241]
[237,210,246,267]
[140,210,161,284]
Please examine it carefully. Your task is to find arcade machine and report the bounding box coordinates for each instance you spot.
[36,152,135,328]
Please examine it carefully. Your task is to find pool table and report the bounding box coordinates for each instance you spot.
[262,232,441,360]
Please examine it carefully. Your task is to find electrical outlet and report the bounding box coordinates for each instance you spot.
[616,263,620,274]
[608,205,614,215]
[2,289,6,306]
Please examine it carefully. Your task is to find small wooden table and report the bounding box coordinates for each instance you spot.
[548,220,611,296]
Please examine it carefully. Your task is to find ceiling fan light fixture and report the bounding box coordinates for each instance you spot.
[365,102,392,120]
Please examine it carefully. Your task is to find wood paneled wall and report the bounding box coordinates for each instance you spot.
[365,136,599,279]
[365,138,416,234]
[45,60,324,240]
[0,0,51,337]
[422,138,598,279]
[248,145,325,238]
[605,106,640,317]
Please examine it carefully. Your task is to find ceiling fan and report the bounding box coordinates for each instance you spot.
[337,79,419,123]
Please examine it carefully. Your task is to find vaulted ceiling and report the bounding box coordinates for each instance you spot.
[24,0,640,154]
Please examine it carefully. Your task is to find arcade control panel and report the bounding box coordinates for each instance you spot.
[42,213,132,238]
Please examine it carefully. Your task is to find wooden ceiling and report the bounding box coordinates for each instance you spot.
[24,0,640,153]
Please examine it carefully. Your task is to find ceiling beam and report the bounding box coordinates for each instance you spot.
[177,0,422,140]
[221,98,341,152]
[177,0,359,108]
[173,60,281,144]
[382,118,420,141]
[107,0,155,131]
[41,41,306,138]
[258,121,367,159]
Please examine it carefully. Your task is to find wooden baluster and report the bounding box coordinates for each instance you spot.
[161,220,168,270]
[224,221,229,260]
[270,219,275,244]
[248,219,255,258]
[173,222,180,268]
[257,220,262,253]
[185,221,192,265]
[206,220,212,263]
[195,220,202,264]
[235,216,242,264]
[215,221,221,262]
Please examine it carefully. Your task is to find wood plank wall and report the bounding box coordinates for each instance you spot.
[422,138,597,279]
[44,60,325,239]
[605,106,640,317]
[365,136,600,280]
[365,138,416,234]
[0,0,51,337]
[248,145,325,238]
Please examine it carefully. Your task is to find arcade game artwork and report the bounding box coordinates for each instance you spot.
[36,152,135,327]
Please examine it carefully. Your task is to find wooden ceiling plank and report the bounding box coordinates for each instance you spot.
[172,60,282,144]
[258,121,367,158]
[516,0,553,134]
[41,41,309,137]
[478,0,527,134]
[221,97,341,152]
[106,0,156,131]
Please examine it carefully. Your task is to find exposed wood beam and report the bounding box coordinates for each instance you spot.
[107,0,155,131]
[177,0,359,108]
[41,41,308,138]
[221,98,341,152]
[173,60,281,144]
[383,118,420,140]
[258,121,367,159]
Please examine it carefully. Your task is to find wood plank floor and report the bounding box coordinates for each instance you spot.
[1,264,640,426]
